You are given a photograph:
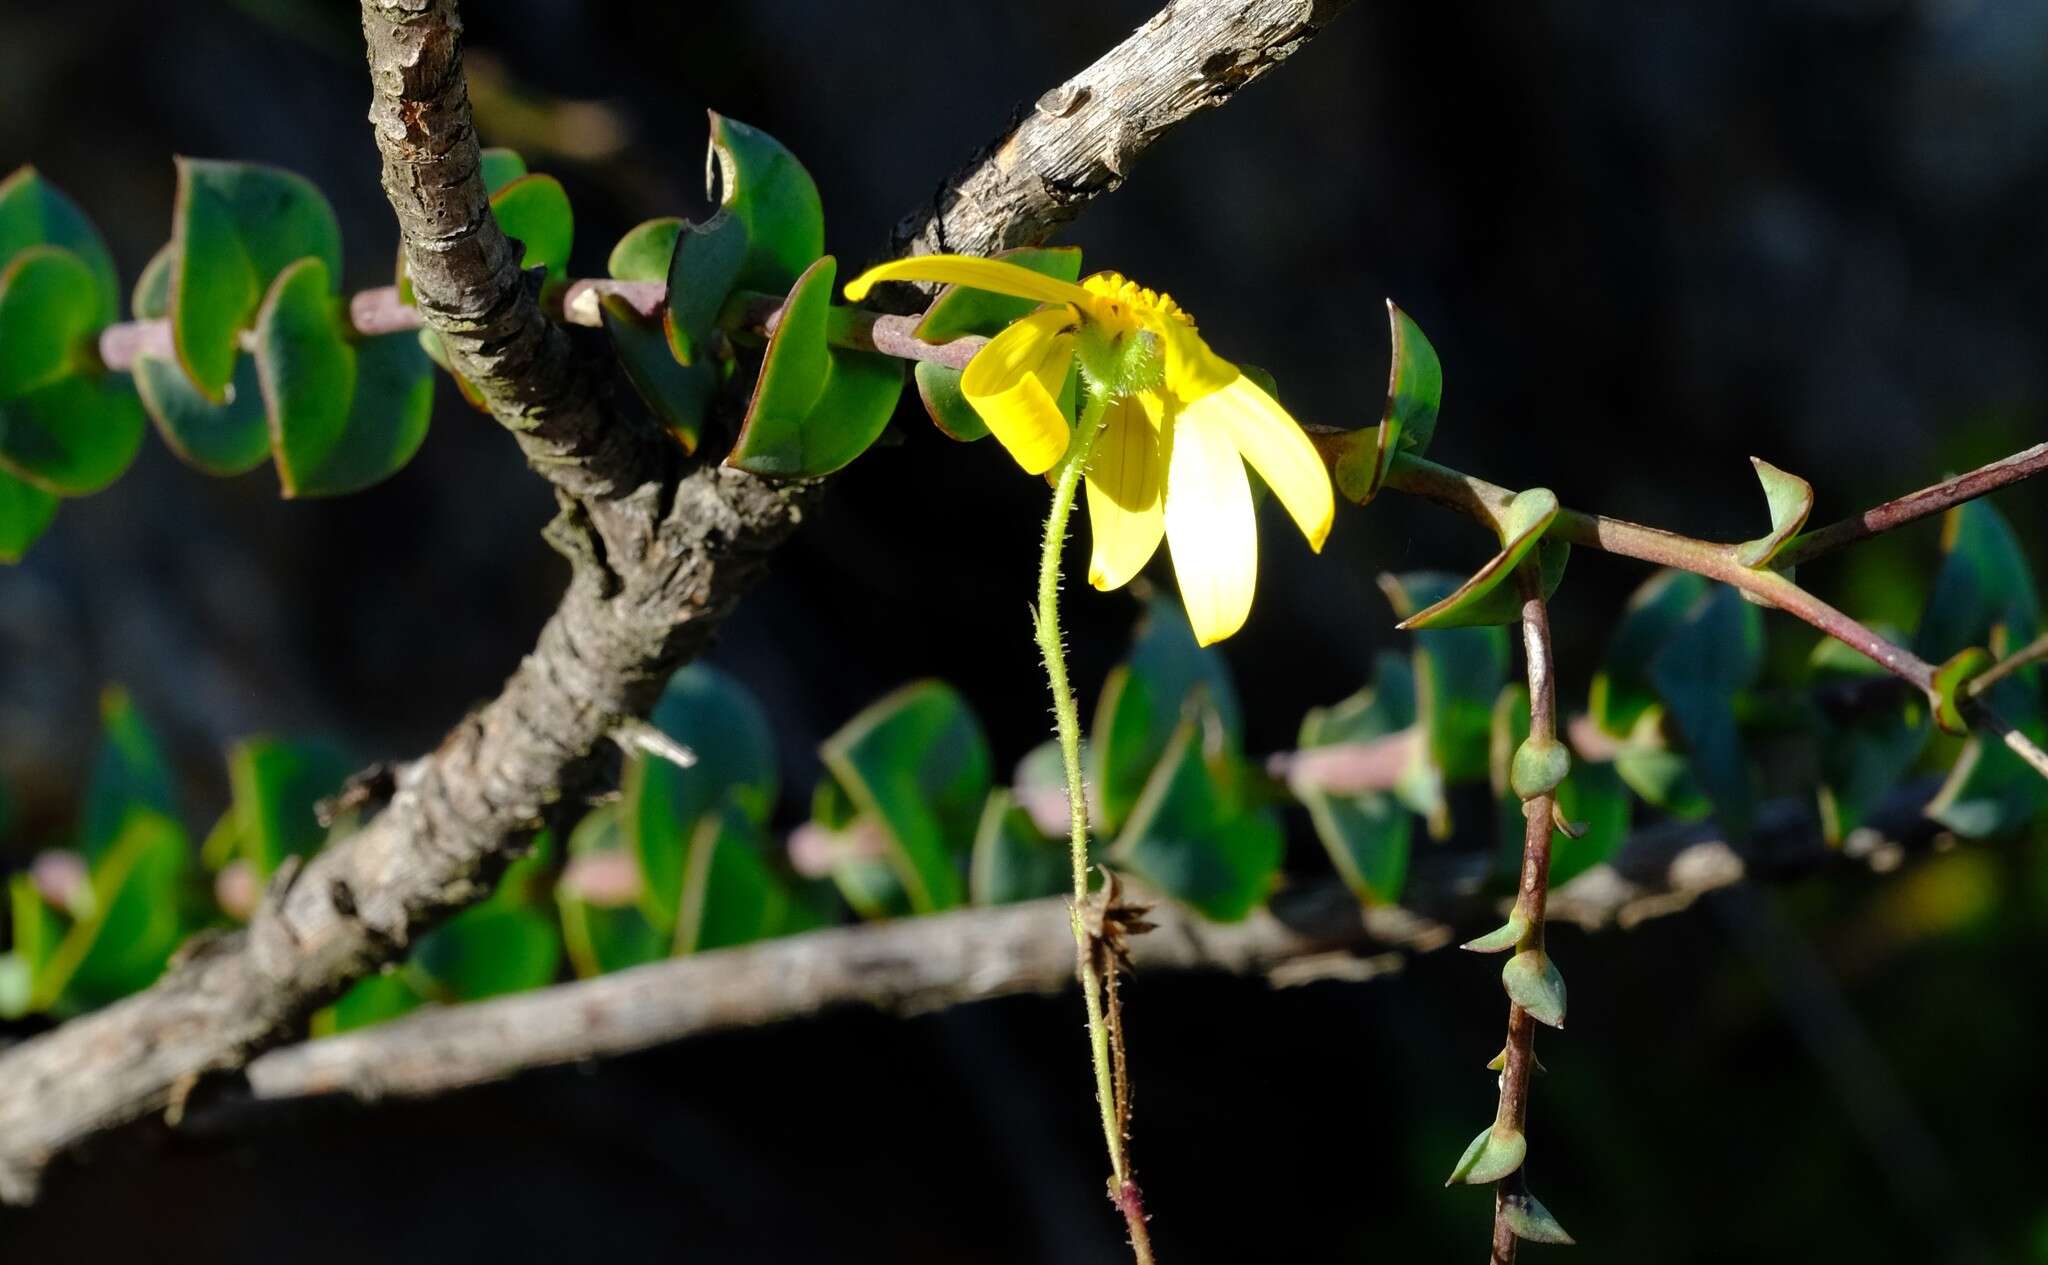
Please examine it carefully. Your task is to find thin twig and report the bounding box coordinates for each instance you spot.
[1774,443,2048,568]
[1488,563,1563,1264]
[1967,631,2048,698]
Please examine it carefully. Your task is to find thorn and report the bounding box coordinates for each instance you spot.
[611,717,696,769]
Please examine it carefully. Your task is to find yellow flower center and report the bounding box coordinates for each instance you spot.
[1079,272,1196,338]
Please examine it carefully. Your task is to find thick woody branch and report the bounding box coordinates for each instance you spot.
[226,781,1941,1110]
[891,0,1356,260]
[360,0,661,501]
[0,0,1354,1205]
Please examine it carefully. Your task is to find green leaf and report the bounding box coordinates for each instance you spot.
[1294,654,1422,905]
[1613,743,1710,818]
[81,686,177,861]
[1931,646,1992,736]
[1445,1124,1526,1186]
[1649,583,1762,841]
[1499,1189,1575,1245]
[1461,913,1528,954]
[1509,737,1570,801]
[709,112,824,293]
[0,167,119,328]
[728,255,904,477]
[318,970,424,1034]
[490,173,573,279]
[663,209,749,367]
[1333,301,1441,505]
[1916,502,2039,662]
[227,736,351,879]
[626,665,779,932]
[171,158,342,401]
[1381,572,1510,832]
[8,873,60,987]
[601,294,713,454]
[913,360,985,442]
[47,810,189,1011]
[0,246,146,495]
[1091,595,1244,835]
[479,147,529,194]
[254,257,434,497]
[820,680,990,914]
[0,469,58,562]
[1548,759,1629,885]
[1109,707,1281,922]
[558,803,666,978]
[1927,717,2048,840]
[674,805,794,954]
[969,789,1069,906]
[607,217,683,283]
[133,352,270,476]
[1399,489,1564,630]
[132,243,173,320]
[1502,947,1567,1027]
[414,902,561,1001]
[1812,642,1928,844]
[1588,570,1711,738]
[1736,456,1814,567]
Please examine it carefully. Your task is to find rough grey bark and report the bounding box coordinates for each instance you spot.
[893,0,1356,259]
[0,0,1355,1205]
[235,784,1938,1109]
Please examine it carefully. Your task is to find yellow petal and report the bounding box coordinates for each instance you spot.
[1182,375,1334,552]
[1084,393,1166,591]
[1157,318,1240,403]
[843,254,1095,307]
[1164,405,1257,646]
[960,307,1078,474]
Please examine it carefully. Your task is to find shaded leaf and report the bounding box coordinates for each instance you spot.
[821,680,991,914]
[227,736,350,879]
[133,352,270,476]
[0,469,57,562]
[171,158,342,401]
[0,247,145,494]
[81,685,177,860]
[626,665,779,932]
[607,216,683,283]
[969,789,1069,906]
[0,166,120,326]
[602,294,713,453]
[1109,707,1282,922]
[1398,488,1561,630]
[709,112,824,293]
[558,804,666,978]
[1332,301,1441,505]
[490,173,573,278]
[254,257,433,497]
[1499,1189,1575,1245]
[727,255,903,477]
[674,805,795,954]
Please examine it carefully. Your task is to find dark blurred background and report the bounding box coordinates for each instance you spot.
[3,1,2047,1261]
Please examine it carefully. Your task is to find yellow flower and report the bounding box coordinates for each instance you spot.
[846,255,1334,646]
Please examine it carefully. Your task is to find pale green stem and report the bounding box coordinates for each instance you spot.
[1034,387,1156,1261]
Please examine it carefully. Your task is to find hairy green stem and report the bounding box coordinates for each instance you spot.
[1035,389,1155,1264]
